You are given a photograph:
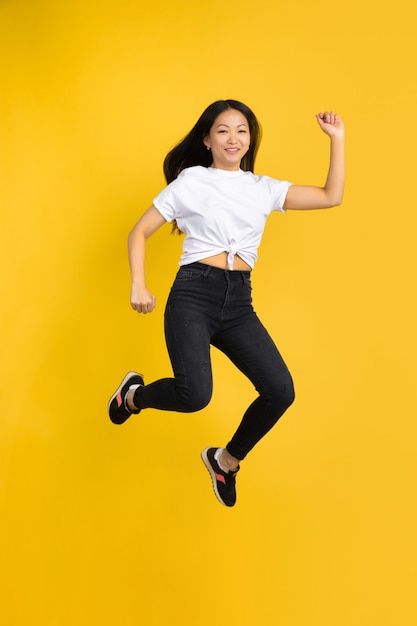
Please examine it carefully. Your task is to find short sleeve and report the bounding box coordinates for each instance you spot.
[153,179,181,223]
[270,179,292,213]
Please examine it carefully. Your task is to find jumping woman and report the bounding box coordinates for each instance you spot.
[108,100,345,507]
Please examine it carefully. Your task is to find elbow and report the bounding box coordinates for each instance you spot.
[327,193,344,208]
[128,225,145,247]
[127,229,135,247]
[329,199,342,208]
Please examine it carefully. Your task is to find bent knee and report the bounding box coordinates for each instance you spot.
[283,381,295,409]
[179,388,212,412]
[268,377,295,411]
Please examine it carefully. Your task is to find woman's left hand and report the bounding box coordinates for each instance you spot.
[316,111,344,138]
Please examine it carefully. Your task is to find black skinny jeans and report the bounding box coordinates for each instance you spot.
[133,262,295,460]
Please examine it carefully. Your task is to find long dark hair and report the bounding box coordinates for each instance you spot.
[163,99,262,234]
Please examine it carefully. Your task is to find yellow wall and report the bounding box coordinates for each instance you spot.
[1,1,416,624]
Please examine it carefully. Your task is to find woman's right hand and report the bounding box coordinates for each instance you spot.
[130,283,156,314]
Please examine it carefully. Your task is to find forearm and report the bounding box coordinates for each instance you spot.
[128,228,147,288]
[127,205,166,287]
[323,134,345,206]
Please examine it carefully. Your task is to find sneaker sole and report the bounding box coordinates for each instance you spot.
[107,371,144,417]
[201,447,229,507]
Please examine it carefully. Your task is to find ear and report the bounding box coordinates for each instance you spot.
[203,135,210,149]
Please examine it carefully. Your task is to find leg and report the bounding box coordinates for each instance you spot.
[132,302,213,412]
[132,265,220,413]
[212,311,295,460]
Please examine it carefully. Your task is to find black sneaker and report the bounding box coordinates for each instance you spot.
[201,447,239,507]
[108,371,144,424]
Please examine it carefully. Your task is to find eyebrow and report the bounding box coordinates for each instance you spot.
[215,123,248,129]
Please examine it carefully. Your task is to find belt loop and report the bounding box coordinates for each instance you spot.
[202,265,212,278]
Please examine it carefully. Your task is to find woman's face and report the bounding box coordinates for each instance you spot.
[203,109,250,171]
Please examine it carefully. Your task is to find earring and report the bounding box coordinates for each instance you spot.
[206,146,210,151]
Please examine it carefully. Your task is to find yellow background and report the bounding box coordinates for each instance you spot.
[1,1,416,624]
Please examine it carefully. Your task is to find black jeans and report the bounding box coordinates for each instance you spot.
[134,262,295,460]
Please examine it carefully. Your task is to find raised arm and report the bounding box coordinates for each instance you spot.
[128,204,166,314]
[283,111,345,211]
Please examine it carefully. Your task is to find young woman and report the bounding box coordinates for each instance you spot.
[108,100,345,507]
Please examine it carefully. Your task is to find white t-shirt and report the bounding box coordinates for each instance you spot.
[153,165,292,270]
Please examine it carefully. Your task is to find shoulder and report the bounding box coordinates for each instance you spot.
[249,172,292,191]
[251,172,283,183]
[157,166,205,194]
[166,166,211,190]
[178,165,209,179]
[155,166,208,202]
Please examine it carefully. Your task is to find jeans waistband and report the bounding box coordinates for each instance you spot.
[185,261,251,280]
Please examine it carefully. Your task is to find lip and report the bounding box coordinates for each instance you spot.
[225,148,239,153]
